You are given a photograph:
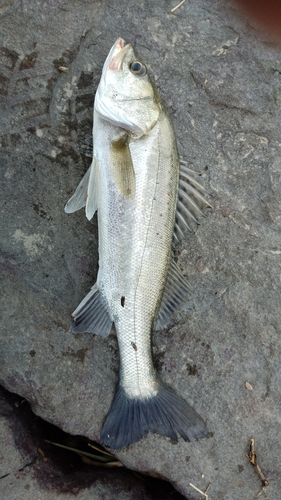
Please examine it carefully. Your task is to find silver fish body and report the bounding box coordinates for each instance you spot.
[96,111,178,400]
[65,38,209,449]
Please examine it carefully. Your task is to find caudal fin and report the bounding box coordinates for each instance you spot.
[100,381,208,449]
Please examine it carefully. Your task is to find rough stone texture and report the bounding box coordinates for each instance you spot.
[1,0,281,499]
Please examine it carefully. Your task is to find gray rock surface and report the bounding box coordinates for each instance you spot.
[1,0,281,498]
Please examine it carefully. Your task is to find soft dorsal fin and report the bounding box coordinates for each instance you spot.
[173,163,211,245]
[154,259,192,330]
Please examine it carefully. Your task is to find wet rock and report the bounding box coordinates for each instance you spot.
[1,0,281,499]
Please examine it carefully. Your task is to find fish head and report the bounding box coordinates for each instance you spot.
[95,38,161,137]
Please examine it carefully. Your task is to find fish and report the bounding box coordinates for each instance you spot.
[65,38,210,450]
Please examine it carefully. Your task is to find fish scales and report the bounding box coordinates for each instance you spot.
[65,38,209,449]
[97,112,178,397]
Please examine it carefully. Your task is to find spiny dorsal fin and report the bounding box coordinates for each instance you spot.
[154,259,192,330]
[110,132,135,199]
[173,163,211,244]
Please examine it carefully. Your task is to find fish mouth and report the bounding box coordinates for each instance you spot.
[108,38,130,71]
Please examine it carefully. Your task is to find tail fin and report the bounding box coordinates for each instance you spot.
[100,381,208,449]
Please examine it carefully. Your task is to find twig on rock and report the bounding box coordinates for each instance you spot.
[171,0,186,13]
[246,438,269,495]
[189,482,211,499]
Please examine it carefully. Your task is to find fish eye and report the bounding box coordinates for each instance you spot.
[130,61,146,76]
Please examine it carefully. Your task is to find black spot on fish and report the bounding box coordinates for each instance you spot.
[131,342,137,351]
[121,296,125,307]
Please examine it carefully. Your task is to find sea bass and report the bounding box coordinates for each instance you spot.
[65,38,209,449]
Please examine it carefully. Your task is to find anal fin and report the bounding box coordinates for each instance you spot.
[71,283,112,336]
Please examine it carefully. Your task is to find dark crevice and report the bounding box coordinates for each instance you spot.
[0,473,10,480]
[18,458,37,471]
[0,385,186,499]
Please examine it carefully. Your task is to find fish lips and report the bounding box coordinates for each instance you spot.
[104,38,130,73]
[109,41,131,71]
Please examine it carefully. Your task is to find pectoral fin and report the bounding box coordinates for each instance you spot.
[110,132,135,199]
